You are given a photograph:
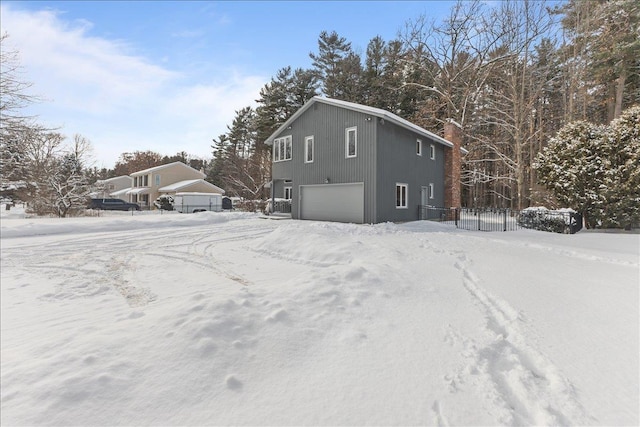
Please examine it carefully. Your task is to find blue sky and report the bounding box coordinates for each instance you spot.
[1,1,455,169]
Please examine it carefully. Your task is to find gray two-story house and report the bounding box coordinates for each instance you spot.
[266,96,463,224]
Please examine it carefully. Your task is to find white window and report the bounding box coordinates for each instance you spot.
[396,183,408,209]
[345,127,357,158]
[284,187,292,200]
[429,183,434,199]
[273,136,292,162]
[417,139,422,156]
[430,144,435,160]
[155,174,161,186]
[305,136,314,163]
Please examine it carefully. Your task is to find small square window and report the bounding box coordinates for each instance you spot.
[396,183,408,209]
[345,127,357,158]
[417,139,422,156]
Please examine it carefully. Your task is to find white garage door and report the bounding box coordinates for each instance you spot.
[299,183,364,223]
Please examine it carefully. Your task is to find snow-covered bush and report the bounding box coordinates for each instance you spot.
[535,106,640,229]
[154,194,174,211]
[518,208,572,233]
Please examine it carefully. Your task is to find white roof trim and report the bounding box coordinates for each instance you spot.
[126,187,150,195]
[110,187,131,197]
[264,96,464,152]
[96,175,132,185]
[130,161,205,178]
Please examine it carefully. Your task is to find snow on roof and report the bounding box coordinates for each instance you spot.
[130,162,205,178]
[159,179,225,194]
[265,96,467,153]
[126,187,150,195]
[96,175,132,185]
[110,187,131,197]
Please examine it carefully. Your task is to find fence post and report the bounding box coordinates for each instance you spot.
[503,209,507,232]
[478,209,481,231]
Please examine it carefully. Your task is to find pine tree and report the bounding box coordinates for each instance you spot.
[533,109,640,229]
[556,0,640,122]
[601,106,640,228]
[310,31,363,102]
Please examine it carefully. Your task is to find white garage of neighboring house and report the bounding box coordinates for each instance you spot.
[159,179,225,197]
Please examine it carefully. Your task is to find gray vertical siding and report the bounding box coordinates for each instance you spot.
[376,122,445,222]
[270,100,446,223]
[271,102,377,223]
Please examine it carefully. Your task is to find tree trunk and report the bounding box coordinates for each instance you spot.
[614,68,626,119]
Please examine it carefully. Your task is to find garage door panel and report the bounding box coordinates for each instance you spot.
[299,183,364,223]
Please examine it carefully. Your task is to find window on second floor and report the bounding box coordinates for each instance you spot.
[345,126,357,158]
[155,174,161,186]
[430,144,436,160]
[273,135,292,162]
[417,139,422,156]
[305,136,314,163]
[429,183,434,199]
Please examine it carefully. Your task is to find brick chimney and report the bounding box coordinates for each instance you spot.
[444,119,462,208]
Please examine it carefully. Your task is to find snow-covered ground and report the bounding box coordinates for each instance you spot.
[1,207,638,426]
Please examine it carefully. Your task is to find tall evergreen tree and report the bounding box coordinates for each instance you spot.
[310,31,363,102]
[556,0,640,123]
[533,108,640,229]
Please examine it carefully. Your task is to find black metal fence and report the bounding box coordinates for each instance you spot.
[419,206,583,234]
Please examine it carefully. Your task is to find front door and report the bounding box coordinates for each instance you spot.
[421,186,429,207]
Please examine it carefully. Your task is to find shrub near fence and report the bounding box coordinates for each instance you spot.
[517,208,582,234]
[419,206,583,234]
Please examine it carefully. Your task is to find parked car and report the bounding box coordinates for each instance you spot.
[89,198,140,211]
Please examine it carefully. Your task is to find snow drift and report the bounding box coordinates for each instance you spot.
[1,210,638,425]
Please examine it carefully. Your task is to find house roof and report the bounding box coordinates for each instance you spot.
[130,161,205,178]
[96,175,132,185]
[159,179,225,195]
[264,96,467,153]
[126,187,150,195]
[110,187,131,197]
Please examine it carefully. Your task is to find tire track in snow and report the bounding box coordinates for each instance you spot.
[144,251,250,286]
[446,252,595,425]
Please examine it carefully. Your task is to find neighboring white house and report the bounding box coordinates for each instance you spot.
[93,176,133,200]
[127,162,224,209]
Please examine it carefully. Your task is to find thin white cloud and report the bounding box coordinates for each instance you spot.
[0,4,266,168]
[171,29,206,38]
